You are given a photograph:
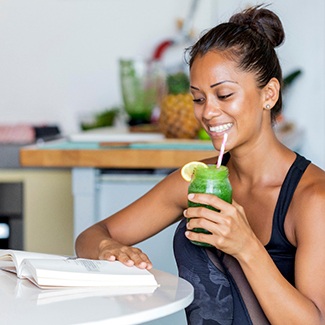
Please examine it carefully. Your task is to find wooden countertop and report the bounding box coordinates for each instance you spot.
[19,122,304,169]
[20,139,216,169]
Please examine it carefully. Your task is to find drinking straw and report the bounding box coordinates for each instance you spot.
[216,133,228,168]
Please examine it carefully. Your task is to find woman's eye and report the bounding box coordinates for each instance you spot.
[193,98,204,104]
[218,93,233,100]
[192,92,233,103]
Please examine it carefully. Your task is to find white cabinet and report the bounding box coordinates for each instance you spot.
[72,168,179,275]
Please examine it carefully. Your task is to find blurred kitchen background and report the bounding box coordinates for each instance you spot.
[0,2,324,323]
[0,0,324,167]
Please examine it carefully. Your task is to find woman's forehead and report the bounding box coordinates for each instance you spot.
[190,52,244,83]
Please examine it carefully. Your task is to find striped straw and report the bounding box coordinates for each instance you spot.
[216,133,228,168]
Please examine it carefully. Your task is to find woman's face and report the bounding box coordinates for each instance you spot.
[190,51,268,152]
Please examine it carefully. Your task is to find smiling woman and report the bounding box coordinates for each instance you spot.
[75,5,325,325]
[189,51,281,149]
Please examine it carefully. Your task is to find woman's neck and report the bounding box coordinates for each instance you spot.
[227,133,295,187]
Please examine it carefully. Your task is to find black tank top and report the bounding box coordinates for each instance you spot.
[175,152,310,284]
[264,153,310,284]
[173,153,311,323]
[220,152,310,284]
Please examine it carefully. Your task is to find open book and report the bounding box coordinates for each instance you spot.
[0,249,158,290]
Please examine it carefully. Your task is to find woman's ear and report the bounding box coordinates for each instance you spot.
[263,77,280,109]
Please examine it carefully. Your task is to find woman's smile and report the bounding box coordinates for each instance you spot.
[208,122,233,134]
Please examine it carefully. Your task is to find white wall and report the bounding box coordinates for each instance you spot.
[213,0,325,168]
[0,0,213,133]
[0,0,324,168]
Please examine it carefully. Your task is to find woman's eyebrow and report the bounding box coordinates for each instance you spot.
[210,80,238,88]
[190,80,238,90]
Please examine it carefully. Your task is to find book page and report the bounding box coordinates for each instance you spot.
[23,259,158,288]
[0,249,67,278]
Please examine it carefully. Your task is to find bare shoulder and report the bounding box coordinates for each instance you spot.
[291,162,325,238]
[291,163,325,301]
[297,163,325,202]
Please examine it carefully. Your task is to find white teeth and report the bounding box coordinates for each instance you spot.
[209,123,233,133]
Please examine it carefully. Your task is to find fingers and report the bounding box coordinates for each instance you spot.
[184,195,254,256]
[188,192,229,211]
[184,205,221,223]
[185,199,239,236]
[99,245,153,270]
[185,229,214,247]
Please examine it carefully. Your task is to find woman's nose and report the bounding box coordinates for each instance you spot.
[203,99,222,120]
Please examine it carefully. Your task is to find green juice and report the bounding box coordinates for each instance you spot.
[188,165,232,247]
[119,59,163,125]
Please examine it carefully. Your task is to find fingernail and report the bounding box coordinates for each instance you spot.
[188,193,194,199]
[138,262,147,269]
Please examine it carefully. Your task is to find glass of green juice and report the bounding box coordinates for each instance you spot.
[188,164,232,247]
[119,58,166,126]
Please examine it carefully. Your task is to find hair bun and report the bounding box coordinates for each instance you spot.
[229,5,285,48]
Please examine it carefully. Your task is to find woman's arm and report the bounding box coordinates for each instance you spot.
[235,198,325,325]
[239,167,325,325]
[185,165,325,324]
[75,168,188,268]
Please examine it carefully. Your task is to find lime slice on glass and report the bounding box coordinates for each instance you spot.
[181,161,208,182]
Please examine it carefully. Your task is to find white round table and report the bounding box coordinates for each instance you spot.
[0,268,193,325]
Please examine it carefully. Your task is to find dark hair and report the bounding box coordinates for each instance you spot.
[186,5,285,123]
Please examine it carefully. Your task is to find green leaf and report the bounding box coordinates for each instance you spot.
[283,69,302,91]
[167,72,190,94]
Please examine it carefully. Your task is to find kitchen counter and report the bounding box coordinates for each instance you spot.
[19,139,216,169]
[0,144,23,168]
[19,122,305,169]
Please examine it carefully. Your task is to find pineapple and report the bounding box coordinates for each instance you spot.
[159,72,201,139]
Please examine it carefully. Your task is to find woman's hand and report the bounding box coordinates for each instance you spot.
[184,193,256,257]
[98,239,153,269]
